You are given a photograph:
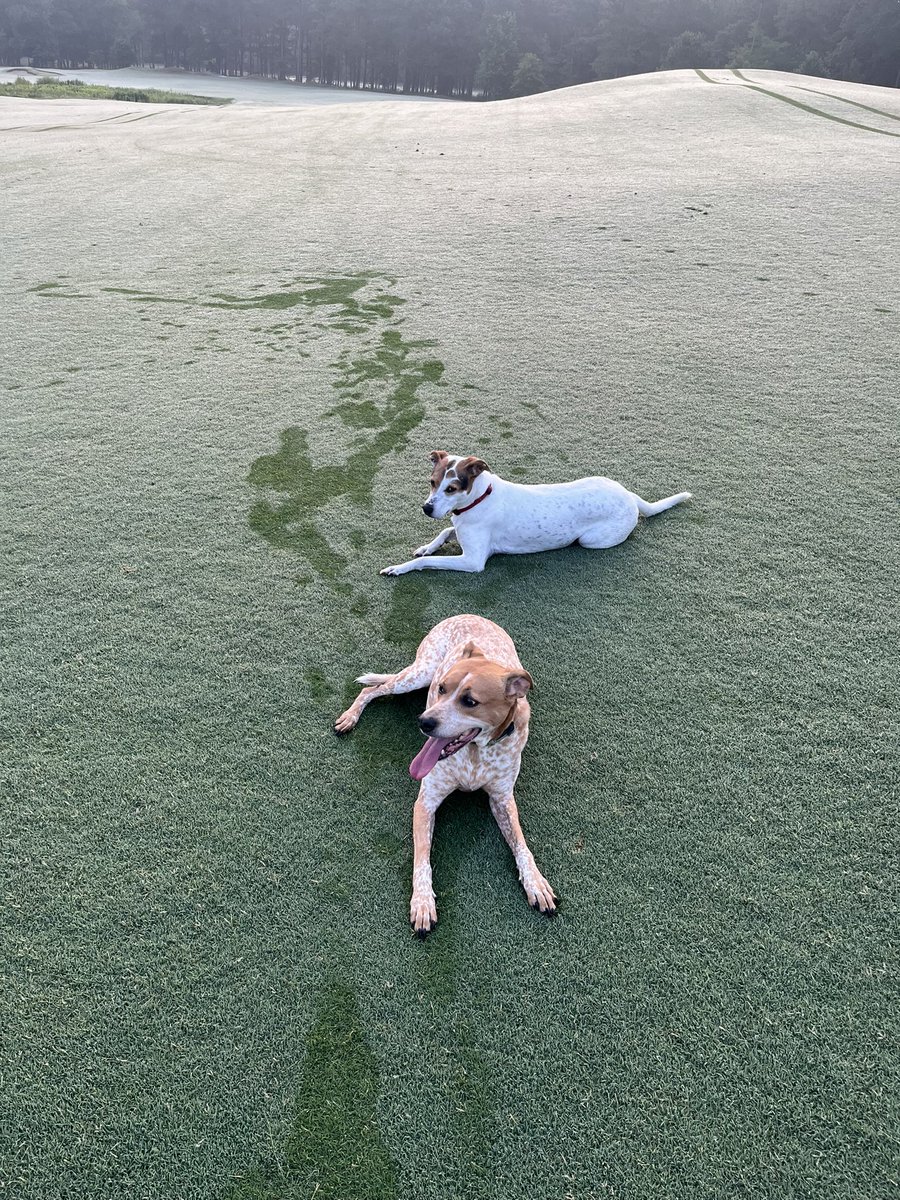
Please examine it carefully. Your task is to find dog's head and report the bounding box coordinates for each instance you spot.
[422,450,489,519]
[409,642,532,779]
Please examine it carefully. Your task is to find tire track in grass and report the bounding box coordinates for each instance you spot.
[726,68,900,139]
[791,85,900,124]
[227,981,399,1200]
[116,110,171,123]
[693,69,727,85]
[3,109,169,133]
[694,68,900,139]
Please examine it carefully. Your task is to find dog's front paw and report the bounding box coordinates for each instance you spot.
[524,873,558,916]
[410,891,437,936]
[380,562,412,576]
[413,545,432,558]
[333,708,358,735]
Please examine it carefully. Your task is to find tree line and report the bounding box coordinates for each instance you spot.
[1,1,898,98]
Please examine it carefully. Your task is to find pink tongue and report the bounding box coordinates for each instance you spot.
[409,737,452,780]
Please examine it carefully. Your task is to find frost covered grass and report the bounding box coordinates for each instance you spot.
[1,69,897,1200]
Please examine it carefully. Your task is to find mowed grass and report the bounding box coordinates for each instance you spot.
[0,75,230,105]
[1,69,897,1199]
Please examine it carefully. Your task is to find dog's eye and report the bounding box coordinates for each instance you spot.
[437,684,446,695]
[446,485,458,494]
[460,695,479,708]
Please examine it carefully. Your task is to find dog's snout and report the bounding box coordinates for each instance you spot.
[422,501,434,517]
[419,716,438,735]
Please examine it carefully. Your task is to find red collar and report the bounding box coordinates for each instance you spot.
[453,484,492,516]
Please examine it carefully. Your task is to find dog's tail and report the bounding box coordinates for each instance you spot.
[634,490,692,517]
[356,672,392,686]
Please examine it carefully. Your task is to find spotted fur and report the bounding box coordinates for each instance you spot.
[334,614,557,933]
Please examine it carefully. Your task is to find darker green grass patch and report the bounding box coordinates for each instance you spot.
[208,274,405,323]
[340,687,423,784]
[304,666,336,705]
[349,593,370,616]
[411,793,492,1000]
[102,287,185,304]
[328,399,383,428]
[29,281,87,299]
[447,1016,498,1196]
[0,77,228,105]
[229,982,399,1200]
[383,576,430,653]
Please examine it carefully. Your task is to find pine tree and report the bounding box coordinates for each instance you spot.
[475,10,519,99]
[509,50,545,96]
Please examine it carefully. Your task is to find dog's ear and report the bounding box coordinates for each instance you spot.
[504,671,533,699]
[460,641,484,659]
[456,456,488,491]
[429,449,448,466]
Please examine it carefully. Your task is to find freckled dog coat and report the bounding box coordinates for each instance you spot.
[334,614,556,934]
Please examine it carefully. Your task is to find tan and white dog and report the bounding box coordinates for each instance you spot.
[334,614,556,934]
[380,450,691,575]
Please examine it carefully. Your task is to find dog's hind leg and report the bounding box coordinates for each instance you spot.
[334,657,434,735]
[578,511,639,549]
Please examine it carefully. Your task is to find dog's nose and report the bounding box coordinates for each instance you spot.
[419,716,438,735]
[422,502,434,516]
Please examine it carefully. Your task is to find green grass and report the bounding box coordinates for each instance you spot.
[228,982,399,1199]
[1,69,897,1200]
[0,76,230,105]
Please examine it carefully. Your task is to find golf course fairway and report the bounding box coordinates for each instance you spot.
[2,68,897,1199]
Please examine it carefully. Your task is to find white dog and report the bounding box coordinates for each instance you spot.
[380,451,691,576]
